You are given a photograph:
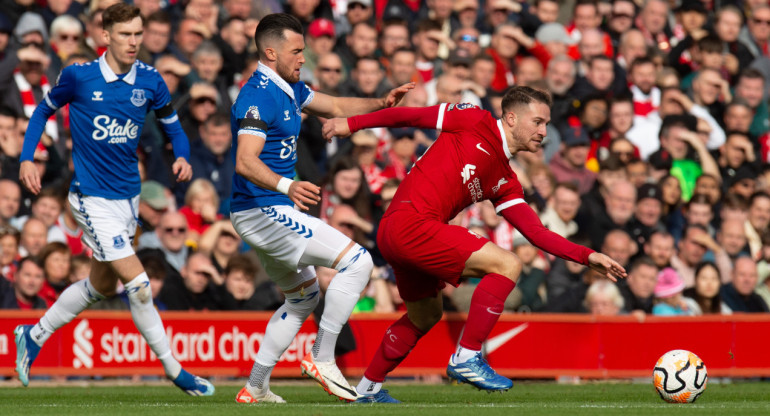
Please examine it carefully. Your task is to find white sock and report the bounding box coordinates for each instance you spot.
[30,278,104,346]
[314,245,372,362]
[253,283,319,372]
[453,346,479,364]
[124,272,181,379]
[356,376,382,395]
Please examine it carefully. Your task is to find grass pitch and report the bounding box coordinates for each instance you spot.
[1,380,769,416]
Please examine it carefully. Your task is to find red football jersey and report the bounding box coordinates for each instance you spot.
[355,104,525,222]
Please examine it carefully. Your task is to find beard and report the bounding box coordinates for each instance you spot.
[276,60,299,83]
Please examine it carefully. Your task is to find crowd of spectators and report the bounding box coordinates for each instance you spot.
[1,0,770,317]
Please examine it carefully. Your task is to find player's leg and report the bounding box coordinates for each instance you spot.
[15,258,112,386]
[355,295,443,403]
[446,242,521,391]
[298,223,372,401]
[109,254,214,396]
[239,264,317,403]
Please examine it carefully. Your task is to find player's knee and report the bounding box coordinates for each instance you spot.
[489,252,522,281]
[408,308,442,332]
[125,275,152,305]
[284,281,321,317]
[334,244,373,291]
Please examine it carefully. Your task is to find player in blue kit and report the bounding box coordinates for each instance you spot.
[14,4,213,396]
[231,14,413,404]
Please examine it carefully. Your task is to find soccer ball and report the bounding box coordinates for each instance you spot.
[653,349,707,403]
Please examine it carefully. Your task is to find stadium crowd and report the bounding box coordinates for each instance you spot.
[1,0,770,317]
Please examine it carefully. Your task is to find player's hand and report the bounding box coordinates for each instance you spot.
[587,252,627,282]
[383,82,416,108]
[289,180,321,211]
[172,157,193,182]
[322,117,352,141]
[19,160,42,195]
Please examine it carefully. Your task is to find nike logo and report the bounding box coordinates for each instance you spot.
[476,143,490,155]
[486,307,502,315]
[483,323,529,355]
[329,379,358,398]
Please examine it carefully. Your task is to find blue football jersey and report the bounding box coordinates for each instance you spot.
[230,63,314,213]
[42,56,176,199]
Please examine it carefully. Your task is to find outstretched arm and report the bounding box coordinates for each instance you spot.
[500,202,627,281]
[322,105,446,140]
[304,83,415,119]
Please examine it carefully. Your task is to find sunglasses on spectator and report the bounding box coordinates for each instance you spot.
[459,34,479,43]
[164,227,187,234]
[193,97,217,105]
[319,66,342,73]
[58,33,81,41]
[752,18,770,26]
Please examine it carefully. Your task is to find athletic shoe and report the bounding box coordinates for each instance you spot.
[446,352,513,391]
[300,352,358,402]
[354,389,401,403]
[235,386,286,404]
[14,324,41,387]
[172,369,215,396]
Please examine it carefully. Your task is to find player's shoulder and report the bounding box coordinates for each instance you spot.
[133,60,163,81]
[59,58,99,79]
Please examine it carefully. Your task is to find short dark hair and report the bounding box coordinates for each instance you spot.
[102,3,142,31]
[629,256,657,274]
[599,153,626,172]
[225,254,258,282]
[415,19,442,34]
[738,68,765,84]
[697,34,723,54]
[254,13,303,58]
[659,114,697,139]
[501,86,552,113]
[204,112,230,128]
[18,256,44,272]
[749,191,770,207]
[629,56,654,74]
[0,105,17,119]
[145,10,171,27]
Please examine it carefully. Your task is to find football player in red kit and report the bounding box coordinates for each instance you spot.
[322,86,627,403]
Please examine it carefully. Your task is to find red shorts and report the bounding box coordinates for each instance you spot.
[377,208,488,302]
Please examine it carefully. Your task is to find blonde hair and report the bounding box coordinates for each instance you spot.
[184,178,219,209]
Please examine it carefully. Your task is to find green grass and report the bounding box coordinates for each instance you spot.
[1,380,769,415]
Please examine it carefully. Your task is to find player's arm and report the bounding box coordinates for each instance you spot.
[19,66,76,194]
[304,82,415,119]
[322,105,448,139]
[152,75,192,182]
[234,134,320,210]
[498,202,627,281]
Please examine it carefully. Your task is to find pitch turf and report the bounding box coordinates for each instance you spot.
[1,380,769,415]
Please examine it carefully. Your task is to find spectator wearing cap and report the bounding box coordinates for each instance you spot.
[382,127,418,181]
[720,256,769,312]
[628,183,666,252]
[180,82,220,143]
[548,124,597,195]
[534,23,575,68]
[138,180,171,235]
[652,267,697,315]
[191,41,231,112]
[303,18,336,84]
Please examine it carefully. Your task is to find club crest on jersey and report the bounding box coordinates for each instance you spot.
[448,103,475,111]
[130,89,147,107]
[246,106,260,120]
[112,235,126,249]
[283,110,291,121]
[492,178,508,194]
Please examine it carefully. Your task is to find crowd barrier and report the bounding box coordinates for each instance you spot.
[1,311,769,379]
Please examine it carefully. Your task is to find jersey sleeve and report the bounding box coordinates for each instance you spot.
[438,103,488,132]
[152,71,190,160]
[492,174,526,213]
[44,65,77,110]
[234,91,273,139]
[297,81,314,110]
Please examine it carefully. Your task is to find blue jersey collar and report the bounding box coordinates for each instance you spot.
[257,61,295,101]
[99,53,137,85]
